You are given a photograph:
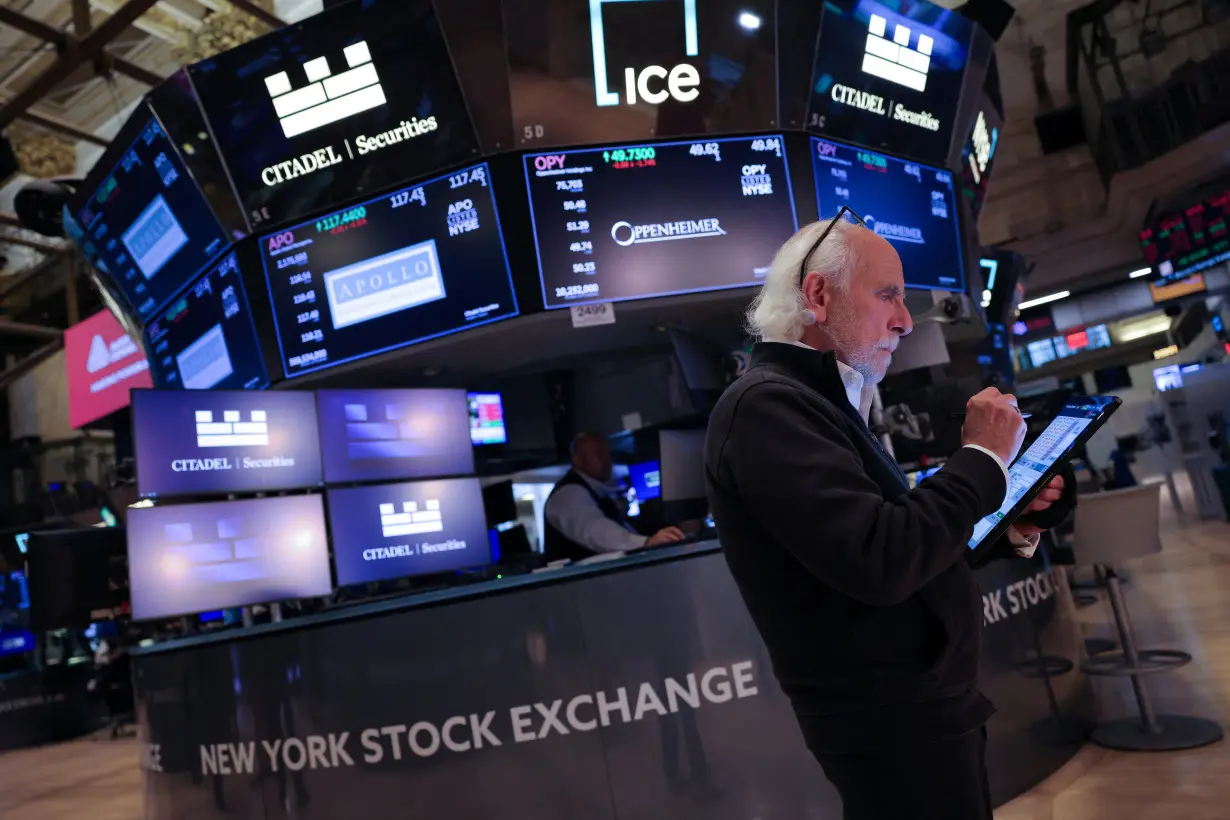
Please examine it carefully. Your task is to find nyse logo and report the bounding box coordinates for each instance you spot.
[379,500,443,538]
[195,409,269,448]
[862,13,932,92]
[590,0,700,107]
[264,40,385,139]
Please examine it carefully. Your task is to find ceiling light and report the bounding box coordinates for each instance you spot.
[1017,291,1070,310]
[737,11,762,30]
[1129,267,1152,279]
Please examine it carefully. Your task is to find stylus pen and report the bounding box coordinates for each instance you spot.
[949,412,1032,419]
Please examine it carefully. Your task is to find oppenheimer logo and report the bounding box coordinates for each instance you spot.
[265,41,385,139]
[590,0,700,107]
[865,215,924,244]
[611,218,726,246]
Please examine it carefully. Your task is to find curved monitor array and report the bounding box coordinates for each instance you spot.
[70,0,999,386]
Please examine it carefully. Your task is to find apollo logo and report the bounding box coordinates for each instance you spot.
[86,332,140,374]
[590,0,700,107]
[379,499,444,538]
[264,40,385,139]
[322,239,445,330]
[195,409,269,448]
[862,13,932,92]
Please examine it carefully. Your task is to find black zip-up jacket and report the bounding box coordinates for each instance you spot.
[705,343,1027,754]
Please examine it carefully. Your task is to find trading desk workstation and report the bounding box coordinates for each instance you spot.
[54,0,1093,816]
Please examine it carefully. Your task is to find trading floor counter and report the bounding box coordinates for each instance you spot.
[130,542,1093,819]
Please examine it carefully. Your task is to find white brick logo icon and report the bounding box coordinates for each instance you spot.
[862,14,932,92]
[195,409,269,448]
[379,499,443,538]
[264,40,385,139]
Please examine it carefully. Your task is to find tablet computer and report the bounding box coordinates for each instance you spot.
[968,395,1121,551]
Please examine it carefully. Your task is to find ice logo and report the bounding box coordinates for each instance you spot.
[264,41,385,139]
[195,410,269,448]
[379,499,443,537]
[862,13,933,92]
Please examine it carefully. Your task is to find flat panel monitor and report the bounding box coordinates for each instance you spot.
[467,392,507,445]
[525,135,798,309]
[126,494,332,621]
[806,0,974,165]
[811,137,965,292]
[1139,184,1230,283]
[64,309,153,429]
[482,480,518,526]
[629,460,662,501]
[659,429,705,501]
[188,0,479,230]
[144,251,269,391]
[133,389,323,498]
[260,162,517,378]
[502,0,778,151]
[316,389,475,483]
[75,114,230,320]
[327,477,490,586]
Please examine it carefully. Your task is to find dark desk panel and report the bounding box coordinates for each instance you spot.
[132,545,1090,818]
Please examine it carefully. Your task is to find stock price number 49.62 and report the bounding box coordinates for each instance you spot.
[573,262,596,274]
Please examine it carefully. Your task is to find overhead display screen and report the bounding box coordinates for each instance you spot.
[525,135,798,309]
[807,0,973,164]
[501,0,777,150]
[467,392,506,445]
[316,388,475,483]
[64,309,152,430]
[327,477,490,586]
[133,389,323,498]
[144,252,269,391]
[1139,185,1230,283]
[127,494,332,621]
[261,162,516,378]
[188,0,479,230]
[811,137,965,292]
[76,116,229,320]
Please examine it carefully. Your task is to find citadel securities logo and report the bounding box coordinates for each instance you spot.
[258,41,440,188]
[364,499,467,562]
[170,410,297,473]
[862,13,932,92]
[265,41,385,139]
[610,217,726,246]
[590,0,701,107]
[863,214,924,245]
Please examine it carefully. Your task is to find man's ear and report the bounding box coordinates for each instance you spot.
[804,272,830,324]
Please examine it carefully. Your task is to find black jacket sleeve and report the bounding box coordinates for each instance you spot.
[719,382,1007,607]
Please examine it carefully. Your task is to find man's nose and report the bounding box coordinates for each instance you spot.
[893,305,913,337]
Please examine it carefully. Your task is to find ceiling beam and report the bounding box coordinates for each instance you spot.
[0,233,70,256]
[0,338,63,391]
[11,105,110,146]
[0,317,63,339]
[0,2,165,99]
[227,0,285,30]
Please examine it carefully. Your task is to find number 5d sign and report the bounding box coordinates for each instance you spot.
[590,0,701,107]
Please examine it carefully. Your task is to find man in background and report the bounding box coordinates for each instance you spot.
[543,433,685,561]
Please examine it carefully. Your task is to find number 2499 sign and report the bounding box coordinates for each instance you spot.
[570,302,616,328]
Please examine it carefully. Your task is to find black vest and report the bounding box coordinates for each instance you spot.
[543,470,629,562]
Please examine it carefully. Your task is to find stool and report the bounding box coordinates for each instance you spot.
[1071,483,1223,751]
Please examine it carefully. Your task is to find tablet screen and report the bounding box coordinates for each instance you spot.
[968,396,1116,549]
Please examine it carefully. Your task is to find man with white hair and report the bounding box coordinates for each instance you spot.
[704,212,1071,820]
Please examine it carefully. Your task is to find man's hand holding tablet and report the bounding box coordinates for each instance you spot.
[961,387,1028,465]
